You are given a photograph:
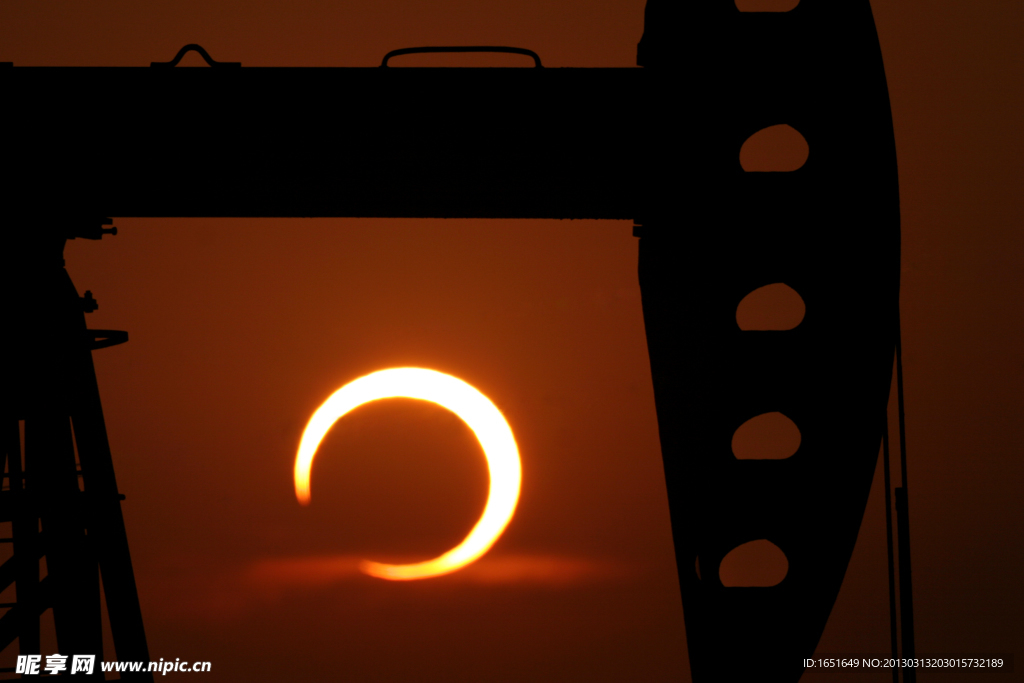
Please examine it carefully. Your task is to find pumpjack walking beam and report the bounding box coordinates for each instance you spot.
[1,1,904,680]
[5,222,152,680]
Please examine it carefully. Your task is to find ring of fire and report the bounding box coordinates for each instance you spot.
[294,367,522,581]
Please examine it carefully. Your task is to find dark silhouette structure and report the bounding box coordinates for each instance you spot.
[637,1,906,681]
[7,225,150,679]
[1,1,912,680]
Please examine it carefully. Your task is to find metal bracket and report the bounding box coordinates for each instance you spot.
[66,218,117,241]
[81,291,99,313]
[85,329,128,350]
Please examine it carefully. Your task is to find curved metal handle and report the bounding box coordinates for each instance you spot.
[381,46,543,68]
[151,44,241,68]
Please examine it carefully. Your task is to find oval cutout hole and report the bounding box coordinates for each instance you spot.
[736,282,805,330]
[740,124,808,172]
[732,412,801,460]
[719,540,788,587]
[735,0,800,12]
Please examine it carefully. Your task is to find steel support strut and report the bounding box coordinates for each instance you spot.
[5,219,152,680]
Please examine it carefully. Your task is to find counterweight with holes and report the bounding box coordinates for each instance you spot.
[637,1,901,680]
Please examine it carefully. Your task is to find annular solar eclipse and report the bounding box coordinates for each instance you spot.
[294,367,522,580]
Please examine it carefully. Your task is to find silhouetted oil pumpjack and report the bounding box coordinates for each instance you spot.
[2,1,916,681]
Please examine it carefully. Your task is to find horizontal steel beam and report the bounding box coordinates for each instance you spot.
[1,67,644,219]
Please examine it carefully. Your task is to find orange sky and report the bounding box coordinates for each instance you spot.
[2,1,1022,681]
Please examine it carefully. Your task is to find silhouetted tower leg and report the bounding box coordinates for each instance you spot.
[4,220,152,680]
[3,423,41,658]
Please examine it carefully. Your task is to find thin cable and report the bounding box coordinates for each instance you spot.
[895,314,917,682]
[896,324,910,490]
[882,421,901,683]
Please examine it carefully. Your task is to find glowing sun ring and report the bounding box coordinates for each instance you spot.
[294,367,522,581]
